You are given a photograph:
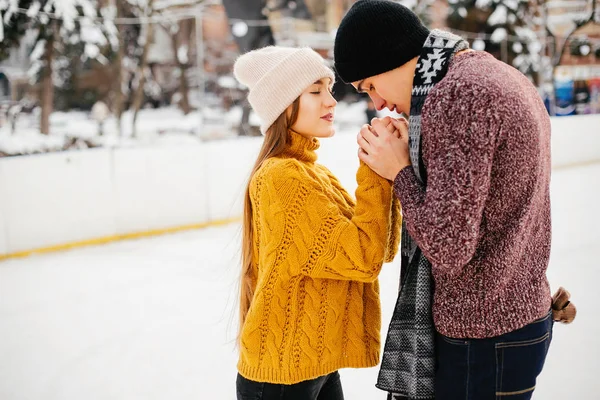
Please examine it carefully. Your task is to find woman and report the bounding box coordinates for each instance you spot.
[234,46,402,399]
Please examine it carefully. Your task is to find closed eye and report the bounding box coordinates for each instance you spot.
[357,82,374,94]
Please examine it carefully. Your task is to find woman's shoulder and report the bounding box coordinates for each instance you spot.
[250,157,313,192]
[256,157,310,180]
[313,163,338,178]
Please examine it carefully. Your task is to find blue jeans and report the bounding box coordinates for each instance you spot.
[435,311,553,399]
[236,371,344,400]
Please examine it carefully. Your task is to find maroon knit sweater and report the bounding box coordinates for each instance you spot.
[394,51,552,339]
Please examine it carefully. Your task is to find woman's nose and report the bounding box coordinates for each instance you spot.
[325,92,337,107]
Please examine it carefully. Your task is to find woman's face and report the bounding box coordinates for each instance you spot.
[289,78,337,138]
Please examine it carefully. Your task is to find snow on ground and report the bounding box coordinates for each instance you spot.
[0,106,240,156]
[0,157,599,399]
[0,101,380,156]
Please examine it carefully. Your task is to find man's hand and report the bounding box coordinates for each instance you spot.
[357,116,410,181]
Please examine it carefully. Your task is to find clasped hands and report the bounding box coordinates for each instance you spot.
[357,116,411,181]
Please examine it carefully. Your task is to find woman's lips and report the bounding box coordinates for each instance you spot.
[321,113,334,122]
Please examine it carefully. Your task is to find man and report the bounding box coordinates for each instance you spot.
[334,1,574,399]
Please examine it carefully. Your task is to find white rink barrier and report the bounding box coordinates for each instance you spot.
[549,115,600,169]
[0,115,598,257]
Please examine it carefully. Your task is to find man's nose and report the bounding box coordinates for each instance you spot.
[370,93,386,111]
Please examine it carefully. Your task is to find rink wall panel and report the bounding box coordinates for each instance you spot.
[0,115,598,257]
[205,138,262,221]
[0,149,116,253]
[550,115,600,168]
[112,147,210,234]
[0,161,8,255]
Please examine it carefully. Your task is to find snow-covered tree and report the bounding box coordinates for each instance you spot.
[1,0,118,134]
[0,0,35,60]
[396,0,438,27]
[123,0,206,133]
[125,0,157,138]
[447,0,547,84]
[160,18,193,114]
[108,0,184,137]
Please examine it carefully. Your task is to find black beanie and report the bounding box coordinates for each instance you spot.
[334,0,430,83]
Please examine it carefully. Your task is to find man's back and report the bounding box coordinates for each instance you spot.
[419,51,552,338]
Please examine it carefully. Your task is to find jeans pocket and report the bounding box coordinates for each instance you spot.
[495,332,551,398]
[440,335,469,346]
[435,333,470,399]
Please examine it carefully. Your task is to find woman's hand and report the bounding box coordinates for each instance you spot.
[357,117,411,181]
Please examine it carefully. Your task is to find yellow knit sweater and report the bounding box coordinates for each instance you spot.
[238,131,402,384]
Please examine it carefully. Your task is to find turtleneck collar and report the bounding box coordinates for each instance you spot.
[282,130,319,163]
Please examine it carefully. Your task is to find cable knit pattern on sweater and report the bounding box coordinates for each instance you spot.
[238,131,401,384]
[393,51,552,338]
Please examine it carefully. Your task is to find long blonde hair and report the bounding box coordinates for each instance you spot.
[239,98,300,337]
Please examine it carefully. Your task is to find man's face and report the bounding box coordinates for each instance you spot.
[351,57,418,116]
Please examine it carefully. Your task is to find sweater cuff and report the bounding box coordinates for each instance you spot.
[393,165,423,205]
[357,161,391,188]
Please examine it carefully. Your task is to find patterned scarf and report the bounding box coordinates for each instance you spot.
[376,29,469,400]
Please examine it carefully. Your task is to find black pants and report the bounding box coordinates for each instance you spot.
[236,371,344,400]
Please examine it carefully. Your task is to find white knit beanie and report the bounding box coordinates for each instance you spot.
[233,46,335,135]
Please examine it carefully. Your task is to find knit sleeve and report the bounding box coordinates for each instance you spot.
[316,164,357,209]
[256,159,393,283]
[384,196,402,263]
[317,164,401,263]
[392,80,499,274]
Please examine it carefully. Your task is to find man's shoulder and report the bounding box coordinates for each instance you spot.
[448,50,508,78]
[436,52,506,92]
[426,51,531,114]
